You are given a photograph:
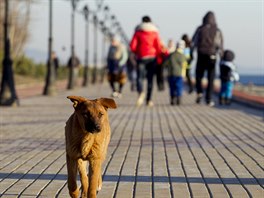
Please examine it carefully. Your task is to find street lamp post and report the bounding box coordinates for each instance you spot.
[91,14,98,84]
[67,0,79,89]
[0,0,19,106]
[110,15,116,28]
[100,22,106,83]
[91,0,105,84]
[43,0,56,95]
[82,5,89,87]
[99,5,109,83]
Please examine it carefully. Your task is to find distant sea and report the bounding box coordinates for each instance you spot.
[238,75,264,86]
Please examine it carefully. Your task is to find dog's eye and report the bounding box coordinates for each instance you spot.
[98,112,103,118]
[83,112,90,118]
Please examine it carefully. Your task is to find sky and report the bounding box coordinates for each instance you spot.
[25,0,263,75]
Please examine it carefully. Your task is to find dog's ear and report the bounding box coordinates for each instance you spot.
[97,98,117,110]
[67,96,87,108]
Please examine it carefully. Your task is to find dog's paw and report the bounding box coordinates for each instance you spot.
[97,184,102,191]
[97,177,102,191]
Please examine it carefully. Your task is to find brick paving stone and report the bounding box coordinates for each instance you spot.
[0,83,263,197]
[96,183,115,198]
[172,183,190,197]
[207,184,228,196]
[113,182,133,198]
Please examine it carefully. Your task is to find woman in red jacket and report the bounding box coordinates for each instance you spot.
[130,16,163,107]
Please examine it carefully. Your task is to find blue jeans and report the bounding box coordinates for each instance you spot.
[136,58,156,102]
[168,76,183,97]
[220,81,233,99]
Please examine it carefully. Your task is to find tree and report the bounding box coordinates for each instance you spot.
[0,0,31,59]
[0,0,32,106]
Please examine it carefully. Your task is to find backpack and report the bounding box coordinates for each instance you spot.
[108,45,122,60]
[196,24,221,55]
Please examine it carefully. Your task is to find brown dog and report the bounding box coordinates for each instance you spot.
[65,96,117,198]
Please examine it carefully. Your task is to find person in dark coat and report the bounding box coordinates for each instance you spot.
[191,11,224,106]
[67,54,80,87]
[51,51,59,78]
[126,52,137,91]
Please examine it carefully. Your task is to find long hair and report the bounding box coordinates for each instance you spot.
[181,34,191,48]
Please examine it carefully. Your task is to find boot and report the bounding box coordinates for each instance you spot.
[225,98,232,105]
[170,96,176,105]
[219,96,225,105]
[196,93,203,104]
[176,97,181,105]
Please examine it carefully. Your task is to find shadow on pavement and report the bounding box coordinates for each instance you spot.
[0,173,263,185]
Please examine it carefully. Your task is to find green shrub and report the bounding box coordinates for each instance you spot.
[0,54,107,83]
[14,56,35,76]
[56,66,68,80]
[34,63,46,79]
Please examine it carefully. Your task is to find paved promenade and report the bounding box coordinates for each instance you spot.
[0,83,263,197]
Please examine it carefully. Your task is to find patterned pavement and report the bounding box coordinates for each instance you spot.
[0,83,263,197]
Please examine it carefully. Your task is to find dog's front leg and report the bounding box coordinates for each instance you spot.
[98,175,102,191]
[77,159,88,198]
[66,155,79,198]
[88,159,102,198]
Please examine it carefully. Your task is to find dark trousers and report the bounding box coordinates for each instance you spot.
[136,58,156,102]
[195,53,216,103]
[186,68,193,92]
[156,64,165,91]
[109,80,123,93]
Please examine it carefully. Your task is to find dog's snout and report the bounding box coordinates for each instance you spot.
[94,123,101,131]
[85,120,101,133]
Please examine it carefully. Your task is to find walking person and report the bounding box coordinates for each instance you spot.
[156,42,169,91]
[127,52,137,91]
[51,51,59,78]
[107,36,128,98]
[219,50,239,105]
[167,39,176,54]
[67,53,80,87]
[130,15,163,107]
[163,40,187,105]
[191,11,224,106]
[181,34,194,93]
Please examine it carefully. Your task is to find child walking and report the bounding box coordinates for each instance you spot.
[181,34,194,94]
[163,40,187,105]
[219,50,239,105]
[107,36,128,98]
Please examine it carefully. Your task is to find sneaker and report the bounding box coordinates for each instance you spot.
[196,94,203,104]
[136,92,145,106]
[111,92,119,98]
[117,93,122,98]
[207,101,215,107]
[188,89,193,94]
[147,100,154,107]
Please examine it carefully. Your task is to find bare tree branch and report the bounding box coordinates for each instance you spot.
[0,0,32,59]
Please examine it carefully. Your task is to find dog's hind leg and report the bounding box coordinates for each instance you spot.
[88,159,102,198]
[77,159,88,198]
[66,155,79,198]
